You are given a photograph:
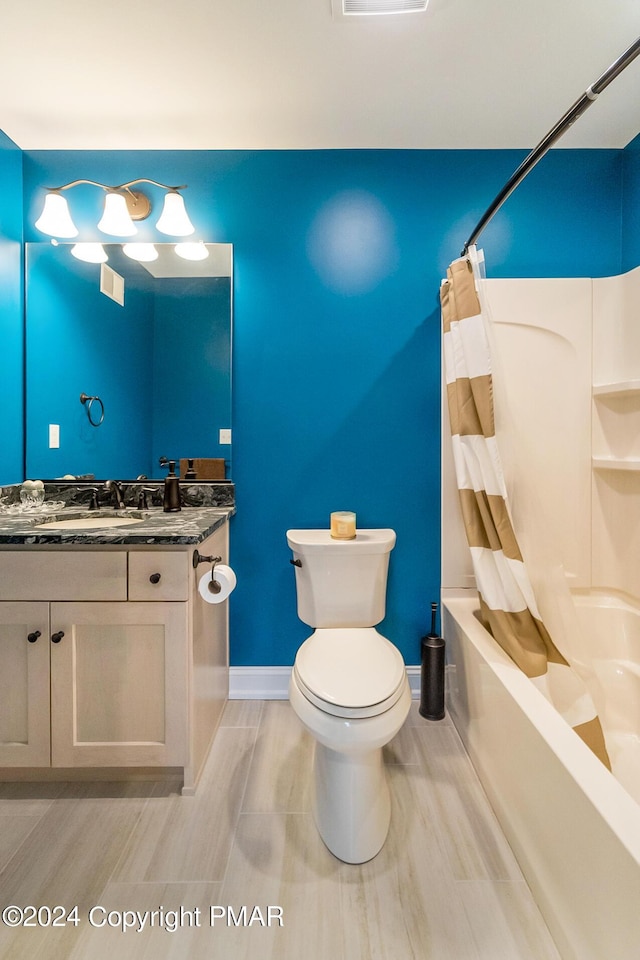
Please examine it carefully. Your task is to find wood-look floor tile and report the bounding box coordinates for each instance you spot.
[0,817,41,873]
[411,724,522,882]
[67,881,222,960]
[0,700,561,960]
[383,715,419,765]
[0,795,147,960]
[213,812,344,960]
[457,881,562,960]
[338,764,480,960]
[112,727,256,883]
[241,701,313,814]
[220,699,264,728]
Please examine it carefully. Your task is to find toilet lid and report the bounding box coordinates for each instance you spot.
[293,628,407,719]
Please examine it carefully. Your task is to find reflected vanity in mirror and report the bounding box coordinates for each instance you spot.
[25,242,233,481]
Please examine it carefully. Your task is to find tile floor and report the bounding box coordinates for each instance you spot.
[0,700,561,960]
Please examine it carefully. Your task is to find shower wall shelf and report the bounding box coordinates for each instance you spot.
[592,457,640,472]
[593,380,640,399]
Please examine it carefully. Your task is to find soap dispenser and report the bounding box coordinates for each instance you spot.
[163,460,181,513]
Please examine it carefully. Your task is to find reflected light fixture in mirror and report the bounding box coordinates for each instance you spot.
[34,178,195,239]
[70,242,108,264]
[123,242,159,262]
[175,241,209,261]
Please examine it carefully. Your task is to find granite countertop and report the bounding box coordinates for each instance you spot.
[0,506,234,546]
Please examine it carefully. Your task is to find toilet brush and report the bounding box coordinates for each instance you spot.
[419,602,445,720]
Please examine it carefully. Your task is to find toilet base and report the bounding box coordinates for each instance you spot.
[312,741,391,863]
[289,669,411,864]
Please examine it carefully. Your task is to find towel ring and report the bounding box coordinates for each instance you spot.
[80,393,105,427]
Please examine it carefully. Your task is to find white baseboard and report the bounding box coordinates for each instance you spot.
[229,665,422,700]
[229,667,291,700]
[406,665,421,697]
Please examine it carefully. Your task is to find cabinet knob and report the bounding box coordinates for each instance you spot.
[27,630,41,643]
[51,631,65,644]
[149,572,161,584]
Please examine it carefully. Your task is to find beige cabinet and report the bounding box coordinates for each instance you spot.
[0,523,229,792]
[0,601,50,767]
[50,601,188,768]
[0,600,187,768]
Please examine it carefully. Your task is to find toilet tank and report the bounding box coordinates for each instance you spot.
[286,529,396,628]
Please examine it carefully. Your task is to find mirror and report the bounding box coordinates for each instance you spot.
[25,242,232,481]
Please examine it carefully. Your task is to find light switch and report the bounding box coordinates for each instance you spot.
[219,428,232,445]
[49,424,60,448]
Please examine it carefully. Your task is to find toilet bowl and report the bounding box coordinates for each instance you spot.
[286,529,411,863]
[289,628,411,863]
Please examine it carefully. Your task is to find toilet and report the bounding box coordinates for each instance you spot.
[287,528,411,863]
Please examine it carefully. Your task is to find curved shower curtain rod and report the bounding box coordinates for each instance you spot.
[461,36,640,257]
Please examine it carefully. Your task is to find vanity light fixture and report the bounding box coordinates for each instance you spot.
[35,192,79,238]
[97,192,138,236]
[155,192,195,237]
[70,242,108,264]
[34,179,195,239]
[175,241,209,261]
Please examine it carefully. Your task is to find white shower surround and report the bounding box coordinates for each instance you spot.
[442,264,640,960]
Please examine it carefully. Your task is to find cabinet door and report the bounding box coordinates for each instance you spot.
[50,602,188,768]
[0,602,50,766]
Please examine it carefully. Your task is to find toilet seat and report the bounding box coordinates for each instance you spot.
[293,627,407,719]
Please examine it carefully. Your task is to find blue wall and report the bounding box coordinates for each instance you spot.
[0,130,24,485]
[19,147,625,667]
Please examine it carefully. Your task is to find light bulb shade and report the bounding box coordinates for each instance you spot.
[35,192,79,238]
[123,242,158,262]
[156,191,195,236]
[71,242,108,264]
[98,192,137,236]
[175,241,209,261]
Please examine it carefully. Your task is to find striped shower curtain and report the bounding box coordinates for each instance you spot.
[441,253,610,768]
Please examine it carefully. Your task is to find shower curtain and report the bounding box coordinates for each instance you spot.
[441,252,610,767]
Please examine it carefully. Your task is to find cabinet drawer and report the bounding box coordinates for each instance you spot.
[0,552,127,601]
[128,552,189,601]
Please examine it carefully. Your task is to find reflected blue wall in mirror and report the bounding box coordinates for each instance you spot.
[623,132,640,272]
[0,130,24,486]
[26,243,232,480]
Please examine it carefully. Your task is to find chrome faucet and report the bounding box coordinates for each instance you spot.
[104,480,126,509]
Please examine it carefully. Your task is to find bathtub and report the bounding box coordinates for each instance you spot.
[571,592,640,802]
[442,589,640,960]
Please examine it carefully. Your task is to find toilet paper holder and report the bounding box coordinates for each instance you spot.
[192,549,223,588]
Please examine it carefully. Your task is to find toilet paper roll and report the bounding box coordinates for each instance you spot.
[198,564,237,604]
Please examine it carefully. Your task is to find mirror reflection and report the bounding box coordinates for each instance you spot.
[25,242,232,481]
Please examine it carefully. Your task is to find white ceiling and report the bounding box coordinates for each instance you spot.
[1,0,638,152]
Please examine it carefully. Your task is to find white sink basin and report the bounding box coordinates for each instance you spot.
[36,514,146,531]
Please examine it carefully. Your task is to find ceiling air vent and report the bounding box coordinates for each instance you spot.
[335,0,429,15]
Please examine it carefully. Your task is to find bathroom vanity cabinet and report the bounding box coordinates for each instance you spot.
[0,521,229,794]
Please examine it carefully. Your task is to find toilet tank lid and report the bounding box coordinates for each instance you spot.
[286,529,396,554]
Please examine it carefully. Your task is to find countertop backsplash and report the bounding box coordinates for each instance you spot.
[0,480,235,510]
